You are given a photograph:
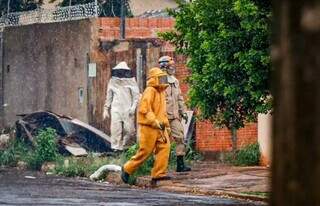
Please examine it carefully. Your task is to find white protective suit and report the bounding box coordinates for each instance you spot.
[103,62,140,151]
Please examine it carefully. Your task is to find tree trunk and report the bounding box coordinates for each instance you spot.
[271,0,320,205]
[231,127,237,153]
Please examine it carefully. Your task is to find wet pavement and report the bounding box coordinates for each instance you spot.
[0,168,262,206]
[181,163,269,193]
[135,162,269,202]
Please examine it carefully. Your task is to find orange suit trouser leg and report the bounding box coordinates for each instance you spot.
[124,125,170,179]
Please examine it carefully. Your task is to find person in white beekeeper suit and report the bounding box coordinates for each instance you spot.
[103,62,140,152]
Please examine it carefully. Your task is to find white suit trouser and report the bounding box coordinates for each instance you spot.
[110,111,135,150]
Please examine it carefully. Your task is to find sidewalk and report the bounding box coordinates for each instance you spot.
[135,162,270,202]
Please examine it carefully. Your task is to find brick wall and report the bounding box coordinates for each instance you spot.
[196,122,257,152]
[98,17,175,40]
[97,17,258,153]
[170,53,258,152]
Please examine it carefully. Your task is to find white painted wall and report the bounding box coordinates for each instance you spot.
[258,113,272,166]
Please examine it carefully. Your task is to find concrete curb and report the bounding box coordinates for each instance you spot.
[158,185,268,202]
[135,176,268,202]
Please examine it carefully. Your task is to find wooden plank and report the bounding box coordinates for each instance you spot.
[64,144,88,157]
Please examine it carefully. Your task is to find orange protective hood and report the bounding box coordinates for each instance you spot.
[146,67,168,90]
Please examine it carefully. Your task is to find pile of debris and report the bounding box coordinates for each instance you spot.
[0,133,10,150]
[16,111,112,156]
[0,127,15,150]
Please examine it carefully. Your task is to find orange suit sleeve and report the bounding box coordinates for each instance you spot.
[139,87,157,126]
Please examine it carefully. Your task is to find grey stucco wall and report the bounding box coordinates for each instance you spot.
[2,20,92,127]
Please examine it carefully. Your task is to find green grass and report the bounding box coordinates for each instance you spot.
[53,153,124,177]
[27,128,59,170]
[0,138,31,167]
[1,129,203,186]
[0,128,59,170]
[52,140,203,184]
[226,142,261,166]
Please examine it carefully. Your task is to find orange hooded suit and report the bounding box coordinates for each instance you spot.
[123,67,171,179]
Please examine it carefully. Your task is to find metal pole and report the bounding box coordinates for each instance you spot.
[0,32,4,129]
[7,0,10,14]
[95,0,98,17]
[69,0,72,19]
[120,0,126,39]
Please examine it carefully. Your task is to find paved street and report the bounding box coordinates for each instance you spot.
[0,168,263,206]
[134,162,269,203]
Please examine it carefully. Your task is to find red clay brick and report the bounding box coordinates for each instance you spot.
[167,19,176,27]
[140,18,149,27]
[125,18,133,27]
[130,18,139,27]
[148,18,158,27]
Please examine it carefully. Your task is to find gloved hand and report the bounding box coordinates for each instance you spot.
[153,120,165,130]
[129,107,136,116]
[103,107,110,119]
[181,112,188,123]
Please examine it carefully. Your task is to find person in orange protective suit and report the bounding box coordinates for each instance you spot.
[121,67,171,184]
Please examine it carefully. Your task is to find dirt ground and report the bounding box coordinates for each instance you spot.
[0,167,263,206]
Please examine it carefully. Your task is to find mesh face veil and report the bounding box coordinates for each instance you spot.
[166,66,176,75]
[159,56,174,68]
[158,75,168,84]
[111,69,133,78]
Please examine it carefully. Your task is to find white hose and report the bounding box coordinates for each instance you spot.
[89,164,121,181]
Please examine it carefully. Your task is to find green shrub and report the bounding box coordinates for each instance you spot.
[123,144,139,160]
[230,143,260,166]
[0,139,30,167]
[160,0,272,131]
[27,128,58,170]
[185,139,203,162]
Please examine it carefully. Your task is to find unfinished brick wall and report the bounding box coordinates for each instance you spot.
[97,17,258,153]
[196,122,257,152]
[98,17,175,40]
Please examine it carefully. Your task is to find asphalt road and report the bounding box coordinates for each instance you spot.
[0,168,262,206]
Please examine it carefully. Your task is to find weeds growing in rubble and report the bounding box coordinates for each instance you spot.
[0,138,29,167]
[0,128,59,169]
[53,154,123,177]
[1,127,203,185]
[27,128,59,170]
[52,143,179,184]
